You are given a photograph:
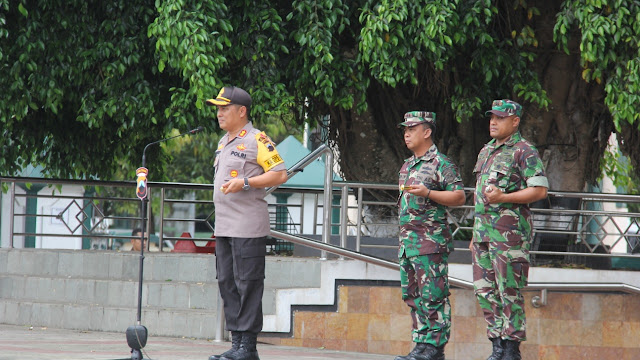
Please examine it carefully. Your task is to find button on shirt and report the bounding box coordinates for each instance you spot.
[213,122,286,237]
[398,144,464,257]
[472,131,548,244]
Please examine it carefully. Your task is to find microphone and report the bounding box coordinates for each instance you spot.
[142,126,204,166]
[189,126,204,134]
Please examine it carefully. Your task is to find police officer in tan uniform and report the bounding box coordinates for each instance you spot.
[207,86,288,360]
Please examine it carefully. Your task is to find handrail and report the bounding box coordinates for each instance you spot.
[528,282,640,308]
[269,230,640,309]
[271,229,472,289]
[267,144,334,259]
[527,282,640,292]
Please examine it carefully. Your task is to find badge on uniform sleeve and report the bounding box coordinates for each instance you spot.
[255,132,284,171]
[264,154,283,168]
[258,133,277,151]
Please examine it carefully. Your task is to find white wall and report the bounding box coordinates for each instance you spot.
[35,185,86,249]
[600,133,631,254]
[273,192,326,235]
[274,191,361,236]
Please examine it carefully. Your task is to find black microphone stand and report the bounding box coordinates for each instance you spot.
[124,127,203,360]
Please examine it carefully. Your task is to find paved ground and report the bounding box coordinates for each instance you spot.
[0,324,392,360]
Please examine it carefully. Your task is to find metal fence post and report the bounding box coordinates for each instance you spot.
[9,182,15,248]
[321,148,334,260]
[356,187,363,252]
[159,187,165,251]
[340,185,348,259]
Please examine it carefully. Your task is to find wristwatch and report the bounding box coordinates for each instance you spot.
[242,177,250,191]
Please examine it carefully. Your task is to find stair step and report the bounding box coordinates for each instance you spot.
[0,298,220,338]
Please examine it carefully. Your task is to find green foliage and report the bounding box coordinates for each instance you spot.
[358,0,549,121]
[555,1,640,130]
[601,147,637,191]
[288,0,367,113]
[148,0,228,120]
[148,0,302,126]
[163,129,218,184]
[0,1,8,61]
[0,0,175,180]
[1,0,639,185]
[0,0,301,181]
[359,0,459,85]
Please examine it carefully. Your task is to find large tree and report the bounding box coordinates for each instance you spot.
[1,0,639,194]
[0,0,175,179]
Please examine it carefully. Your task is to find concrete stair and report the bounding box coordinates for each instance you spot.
[0,248,387,338]
[262,259,399,333]
[0,249,221,338]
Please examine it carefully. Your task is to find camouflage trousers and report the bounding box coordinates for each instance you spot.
[471,241,529,341]
[399,252,451,347]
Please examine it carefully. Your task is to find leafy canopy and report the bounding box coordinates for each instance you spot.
[1,0,640,182]
[555,0,640,130]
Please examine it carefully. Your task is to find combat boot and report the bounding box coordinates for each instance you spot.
[395,343,429,360]
[209,331,243,360]
[410,344,445,360]
[501,340,521,360]
[486,337,504,360]
[221,332,260,360]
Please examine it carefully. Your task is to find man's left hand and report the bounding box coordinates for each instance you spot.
[406,183,428,197]
[220,178,243,194]
[484,184,504,204]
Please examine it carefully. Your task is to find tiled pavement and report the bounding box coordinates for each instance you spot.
[0,324,394,360]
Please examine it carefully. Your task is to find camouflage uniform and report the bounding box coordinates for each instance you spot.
[472,127,548,342]
[399,134,464,347]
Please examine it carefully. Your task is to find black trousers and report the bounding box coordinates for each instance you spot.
[215,236,266,334]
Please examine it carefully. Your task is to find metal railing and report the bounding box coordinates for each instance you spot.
[3,177,640,260]
[268,230,640,299]
[322,183,640,261]
[3,146,640,311]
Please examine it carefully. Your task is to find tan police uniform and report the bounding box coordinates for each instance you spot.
[213,122,286,237]
[213,121,285,335]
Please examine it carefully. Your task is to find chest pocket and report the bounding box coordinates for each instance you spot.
[220,159,246,182]
[489,161,515,192]
[473,160,482,174]
[473,147,491,180]
[473,160,484,184]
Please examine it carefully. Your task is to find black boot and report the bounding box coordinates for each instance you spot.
[410,344,445,360]
[486,337,504,360]
[221,332,260,360]
[209,331,242,360]
[502,340,521,360]
[394,343,429,360]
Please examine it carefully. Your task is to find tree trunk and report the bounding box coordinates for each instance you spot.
[326,3,615,194]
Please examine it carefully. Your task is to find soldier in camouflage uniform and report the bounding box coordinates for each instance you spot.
[396,111,466,360]
[471,100,548,360]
